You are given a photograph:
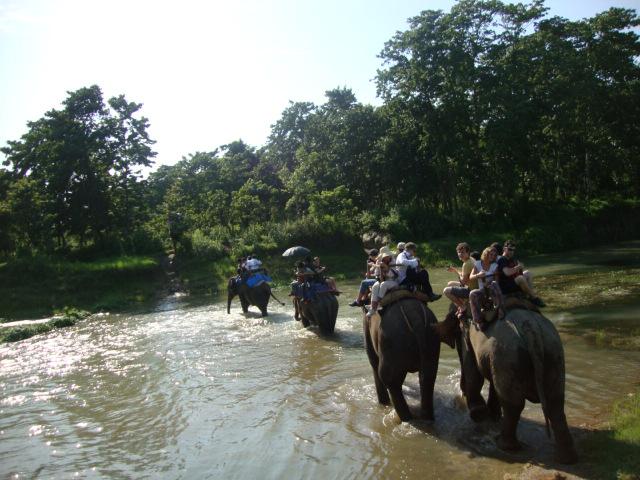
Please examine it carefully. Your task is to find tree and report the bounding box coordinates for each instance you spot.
[1,85,156,251]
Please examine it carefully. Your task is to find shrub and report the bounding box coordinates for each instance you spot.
[191,229,226,259]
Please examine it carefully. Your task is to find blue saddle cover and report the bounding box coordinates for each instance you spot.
[309,282,331,296]
[246,272,272,288]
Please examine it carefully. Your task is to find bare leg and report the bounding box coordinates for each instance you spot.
[523,270,536,295]
[515,275,535,297]
[444,287,466,309]
[469,289,483,324]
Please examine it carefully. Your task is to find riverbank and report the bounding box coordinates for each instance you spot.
[0,255,162,321]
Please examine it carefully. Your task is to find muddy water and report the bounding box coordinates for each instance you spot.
[2,249,640,479]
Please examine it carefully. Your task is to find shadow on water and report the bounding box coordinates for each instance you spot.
[315,328,365,349]
[395,386,640,479]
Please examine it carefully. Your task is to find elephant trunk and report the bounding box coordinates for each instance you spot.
[227,277,238,314]
[433,312,459,349]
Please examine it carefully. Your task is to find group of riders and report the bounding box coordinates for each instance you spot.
[348,240,546,331]
[289,256,339,302]
[443,240,545,329]
[234,239,546,331]
[231,254,269,288]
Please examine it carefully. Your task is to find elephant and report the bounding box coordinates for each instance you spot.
[294,292,339,334]
[363,297,456,421]
[447,306,578,464]
[227,277,272,316]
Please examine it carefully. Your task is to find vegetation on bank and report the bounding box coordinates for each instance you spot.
[579,390,640,480]
[0,255,161,320]
[0,307,90,343]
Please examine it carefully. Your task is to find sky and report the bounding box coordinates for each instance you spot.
[1,0,638,168]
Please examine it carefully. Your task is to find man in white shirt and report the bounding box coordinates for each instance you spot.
[395,245,419,285]
[245,255,263,272]
[395,242,441,302]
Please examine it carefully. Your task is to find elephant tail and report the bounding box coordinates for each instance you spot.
[522,315,551,438]
[270,291,285,306]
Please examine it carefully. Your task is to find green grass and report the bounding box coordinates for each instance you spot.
[580,391,640,479]
[0,255,162,320]
[0,308,90,343]
[536,268,640,350]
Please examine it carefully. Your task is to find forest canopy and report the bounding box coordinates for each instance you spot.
[1,0,639,259]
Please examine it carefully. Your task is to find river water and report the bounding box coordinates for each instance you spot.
[2,247,640,479]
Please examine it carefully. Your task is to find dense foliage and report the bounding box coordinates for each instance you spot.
[1,1,639,260]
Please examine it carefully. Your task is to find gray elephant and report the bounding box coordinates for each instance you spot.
[448,307,578,464]
[227,277,272,316]
[363,297,455,421]
[294,293,339,334]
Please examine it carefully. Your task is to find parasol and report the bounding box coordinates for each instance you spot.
[282,246,311,258]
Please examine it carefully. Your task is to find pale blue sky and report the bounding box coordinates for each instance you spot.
[1,0,638,167]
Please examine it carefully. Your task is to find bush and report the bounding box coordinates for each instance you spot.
[191,229,226,259]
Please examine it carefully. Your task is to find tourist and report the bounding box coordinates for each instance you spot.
[349,249,379,306]
[496,240,545,307]
[443,242,477,315]
[367,253,399,317]
[468,247,499,328]
[396,242,441,302]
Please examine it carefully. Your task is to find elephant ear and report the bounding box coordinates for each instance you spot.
[432,312,459,349]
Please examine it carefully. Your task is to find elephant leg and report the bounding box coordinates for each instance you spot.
[463,353,487,422]
[418,341,440,420]
[299,302,310,327]
[496,399,524,451]
[363,323,390,405]
[239,294,249,313]
[547,397,578,464]
[380,369,411,421]
[293,299,300,321]
[487,382,502,421]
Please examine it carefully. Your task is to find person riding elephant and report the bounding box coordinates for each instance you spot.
[227,276,272,316]
[363,297,456,421]
[445,306,578,464]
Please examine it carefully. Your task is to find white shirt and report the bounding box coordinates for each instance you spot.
[395,251,419,284]
[474,260,498,289]
[245,258,262,271]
